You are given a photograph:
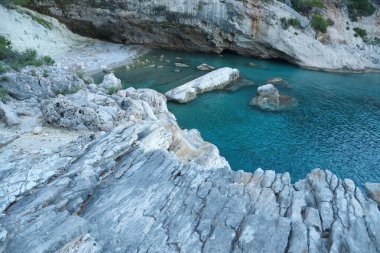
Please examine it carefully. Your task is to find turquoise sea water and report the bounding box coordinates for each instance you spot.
[96,50,380,185]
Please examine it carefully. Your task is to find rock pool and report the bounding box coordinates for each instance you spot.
[95,49,380,185]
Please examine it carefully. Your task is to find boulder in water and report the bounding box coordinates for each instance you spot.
[267,77,285,84]
[250,84,297,111]
[197,63,215,71]
[165,67,239,103]
[174,63,189,68]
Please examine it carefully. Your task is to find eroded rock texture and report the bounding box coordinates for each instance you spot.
[1,72,380,252]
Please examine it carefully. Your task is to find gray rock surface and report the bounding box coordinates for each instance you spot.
[98,73,122,92]
[0,102,20,126]
[366,183,380,206]
[1,75,380,252]
[28,0,380,71]
[165,67,239,103]
[0,67,84,101]
[250,84,297,111]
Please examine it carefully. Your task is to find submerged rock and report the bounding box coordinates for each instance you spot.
[175,63,190,68]
[165,67,239,103]
[197,63,215,71]
[266,77,285,84]
[250,84,297,111]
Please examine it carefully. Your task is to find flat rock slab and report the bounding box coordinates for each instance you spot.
[165,67,239,103]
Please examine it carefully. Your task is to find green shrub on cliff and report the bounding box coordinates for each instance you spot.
[0,65,6,74]
[346,0,375,21]
[0,88,7,101]
[311,14,329,33]
[26,12,52,30]
[280,18,301,30]
[9,49,55,70]
[0,0,32,6]
[0,36,14,60]
[291,0,326,14]
[0,35,55,71]
[353,27,367,40]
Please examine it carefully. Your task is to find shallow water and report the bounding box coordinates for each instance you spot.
[95,49,380,185]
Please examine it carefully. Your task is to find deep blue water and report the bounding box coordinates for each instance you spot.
[96,49,380,185]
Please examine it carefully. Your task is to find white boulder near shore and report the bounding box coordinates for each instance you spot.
[165,67,239,103]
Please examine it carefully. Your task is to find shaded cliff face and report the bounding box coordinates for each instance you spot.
[28,0,380,70]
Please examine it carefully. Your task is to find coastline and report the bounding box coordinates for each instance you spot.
[1,69,379,251]
[0,3,380,252]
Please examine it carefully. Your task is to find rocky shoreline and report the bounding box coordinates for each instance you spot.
[0,2,380,252]
[0,66,380,252]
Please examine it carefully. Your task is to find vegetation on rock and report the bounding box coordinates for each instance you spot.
[311,14,329,33]
[280,18,301,30]
[291,0,326,14]
[0,35,55,71]
[346,0,375,21]
[107,87,119,95]
[0,88,7,101]
[353,27,367,41]
[0,0,32,6]
[24,11,52,30]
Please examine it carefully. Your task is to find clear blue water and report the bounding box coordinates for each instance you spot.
[95,50,380,185]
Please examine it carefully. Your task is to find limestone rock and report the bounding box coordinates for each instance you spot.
[0,65,379,252]
[0,72,53,100]
[250,84,297,111]
[0,102,20,126]
[0,67,85,101]
[32,126,43,135]
[365,183,380,206]
[165,67,239,103]
[41,89,122,131]
[98,73,122,92]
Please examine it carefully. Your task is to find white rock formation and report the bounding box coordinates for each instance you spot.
[165,67,240,103]
[0,68,379,252]
[251,84,297,111]
[98,73,122,91]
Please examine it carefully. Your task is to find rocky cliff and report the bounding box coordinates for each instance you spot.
[25,0,380,71]
[1,68,380,252]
